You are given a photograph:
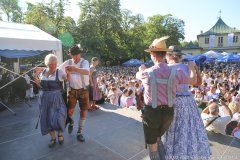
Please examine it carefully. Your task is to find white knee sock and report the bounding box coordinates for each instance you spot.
[149,150,160,160]
[78,118,86,133]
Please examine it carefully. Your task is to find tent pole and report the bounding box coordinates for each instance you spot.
[18,58,20,73]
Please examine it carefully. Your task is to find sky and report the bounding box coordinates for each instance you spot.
[18,0,240,42]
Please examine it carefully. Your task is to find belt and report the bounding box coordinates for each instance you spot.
[144,104,169,108]
[70,88,85,91]
[176,94,191,97]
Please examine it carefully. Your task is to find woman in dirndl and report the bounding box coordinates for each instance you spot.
[34,54,70,148]
[89,57,102,111]
[162,46,211,160]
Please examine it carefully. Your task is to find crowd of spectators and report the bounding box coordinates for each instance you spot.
[94,62,240,138]
[1,61,240,138]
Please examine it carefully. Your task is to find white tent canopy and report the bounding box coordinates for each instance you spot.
[0,21,62,63]
[221,52,231,56]
[203,50,222,59]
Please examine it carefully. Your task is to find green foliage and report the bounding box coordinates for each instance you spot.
[144,14,185,47]
[181,40,199,48]
[78,0,123,65]
[25,0,69,36]
[192,40,199,46]
[1,0,187,66]
[0,0,23,22]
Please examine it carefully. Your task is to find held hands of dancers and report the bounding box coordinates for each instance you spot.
[187,61,197,69]
[34,67,44,75]
[65,66,74,72]
[187,61,197,85]
[139,64,146,71]
[65,66,72,81]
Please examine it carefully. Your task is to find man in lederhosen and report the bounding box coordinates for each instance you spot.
[59,44,90,142]
[136,36,196,160]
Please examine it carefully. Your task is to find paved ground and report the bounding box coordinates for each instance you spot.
[0,99,239,160]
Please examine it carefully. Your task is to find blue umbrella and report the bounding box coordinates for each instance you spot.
[181,54,206,66]
[182,53,194,61]
[215,54,240,62]
[143,59,153,66]
[192,54,207,65]
[122,59,143,66]
[204,57,215,63]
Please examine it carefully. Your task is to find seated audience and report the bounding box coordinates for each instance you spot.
[201,101,232,135]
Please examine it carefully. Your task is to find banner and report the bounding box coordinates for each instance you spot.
[227,33,234,47]
[209,35,215,48]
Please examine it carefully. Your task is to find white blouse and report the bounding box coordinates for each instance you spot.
[40,68,66,81]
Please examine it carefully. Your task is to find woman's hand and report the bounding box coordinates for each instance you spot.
[34,67,43,75]
[139,64,146,71]
[65,66,75,72]
[188,61,197,69]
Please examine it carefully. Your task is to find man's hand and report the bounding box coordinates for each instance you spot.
[65,66,75,72]
[34,67,44,75]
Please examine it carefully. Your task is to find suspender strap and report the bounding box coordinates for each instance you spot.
[149,68,176,108]
[56,69,59,81]
[149,71,157,108]
[167,68,176,107]
[79,59,86,89]
[68,59,87,89]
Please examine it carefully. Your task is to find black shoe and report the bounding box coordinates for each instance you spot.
[66,116,73,126]
[68,123,74,134]
[48,139,56,148]
[77,132,85,142]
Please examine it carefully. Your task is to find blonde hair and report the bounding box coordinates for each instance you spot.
[44,54,58,66]
[228,102,240,114]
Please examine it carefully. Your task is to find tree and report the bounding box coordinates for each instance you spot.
[25,0,69,36]
[181,41,189,47]
[144,14,185,47]
[120,10,147,61]
[58,16,79,60]
[78,0,123,64]
[181,40,199,48]
[25,3,52,31]
[24,1,75,62]
[192,40,199,46]
[0,0,23,22]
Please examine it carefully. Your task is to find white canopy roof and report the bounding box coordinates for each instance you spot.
[203,50,222,59]
[0,21,62,62]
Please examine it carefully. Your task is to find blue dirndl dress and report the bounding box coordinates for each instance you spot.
[162,63,211,160]
[39,69,67,135]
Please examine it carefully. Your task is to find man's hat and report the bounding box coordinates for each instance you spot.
[68,44,83,55]
[167,45,185,55]
[145,36,170,53]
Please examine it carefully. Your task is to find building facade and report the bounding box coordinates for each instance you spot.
[182,17,240,55]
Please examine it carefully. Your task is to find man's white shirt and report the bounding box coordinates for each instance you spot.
[59,58,89,89]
